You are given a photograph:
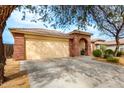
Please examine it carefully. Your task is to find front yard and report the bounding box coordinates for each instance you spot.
[0,56,124,88]
[92,48,124,66]
[0,59,30,88]
[119,57,124,65]
[93,56,124,66]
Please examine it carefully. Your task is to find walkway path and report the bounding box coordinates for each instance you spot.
[20,56,124,88]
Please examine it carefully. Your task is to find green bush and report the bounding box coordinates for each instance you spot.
[116,51,124,57]
[104,49,114,58]
[117,51,122,57]
[122,52,124,55]
[100,45,106,53]
[80,49,85,55]
[100,45,106,57]
[93,49,102,57]
[106,57,119,63]
[105,49,114,55]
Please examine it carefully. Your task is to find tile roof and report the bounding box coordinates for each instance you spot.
[95,38,124,45]
[104,38,124,45]
[91,38,105,42]
[69,30,92,36]
[9,28,70,38]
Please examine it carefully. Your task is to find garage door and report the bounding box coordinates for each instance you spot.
[25,37,69,60]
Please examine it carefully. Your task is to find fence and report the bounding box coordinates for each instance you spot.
[4,44,14,58]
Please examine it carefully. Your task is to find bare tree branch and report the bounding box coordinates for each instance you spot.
[98,5,119,31]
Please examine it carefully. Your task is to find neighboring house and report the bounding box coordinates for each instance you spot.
[91,39,105,52]
[10,28,92,60]
[91,38,124,52]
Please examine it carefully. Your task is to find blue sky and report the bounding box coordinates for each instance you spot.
[3,8,111,44]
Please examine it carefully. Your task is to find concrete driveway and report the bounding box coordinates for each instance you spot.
[20,56,124,88]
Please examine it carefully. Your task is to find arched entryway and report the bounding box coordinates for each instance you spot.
[69,30,92,57]
[79,38,88,55]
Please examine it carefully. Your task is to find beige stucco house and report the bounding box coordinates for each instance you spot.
[10,28,92,60]
[91,38,124,52]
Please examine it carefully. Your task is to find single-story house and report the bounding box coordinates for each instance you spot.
[91,38,124,52]
[10,28,92,60]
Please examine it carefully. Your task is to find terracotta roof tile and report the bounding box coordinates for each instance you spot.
[9,28,70,38]
[69,30,92,36]
[104,38,124,45]
[92,38,105,42]
[95,38,124,45]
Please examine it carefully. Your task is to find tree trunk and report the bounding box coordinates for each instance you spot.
[0,34,6,84]
[0,5,17,85]
[114,37,120,56]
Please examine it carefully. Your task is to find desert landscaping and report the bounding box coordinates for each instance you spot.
[0,5,124,88]
[0,59,29,88]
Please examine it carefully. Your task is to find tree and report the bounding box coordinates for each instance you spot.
[19,5,92,30]
[43,6,124,56]
[89,5,124,56]
[0,5,17,84]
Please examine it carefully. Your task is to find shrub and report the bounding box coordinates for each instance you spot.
[122,52,124,55]
[100,45,106,57]
[117,51,122,57]
[104,49,114,58]
[117,51,124,57]
[80,49,85,55]
[105,49,114,55]
[100,45,106,53]
[93,49,102,57]
[106,57,119,63]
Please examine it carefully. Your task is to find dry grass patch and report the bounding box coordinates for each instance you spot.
[92,57,107,63]
[118,57,124,65]
[93,57,124,66]
[0,59,30,88]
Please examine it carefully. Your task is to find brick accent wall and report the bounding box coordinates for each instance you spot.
[12,33,25,60]
[69,39,74,57]
[87,39,91,56]
[69,33,91,56]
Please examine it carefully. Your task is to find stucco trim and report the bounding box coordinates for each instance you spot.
[24,34,69,42]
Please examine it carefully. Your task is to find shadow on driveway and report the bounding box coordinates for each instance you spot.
[20,56,124,88]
